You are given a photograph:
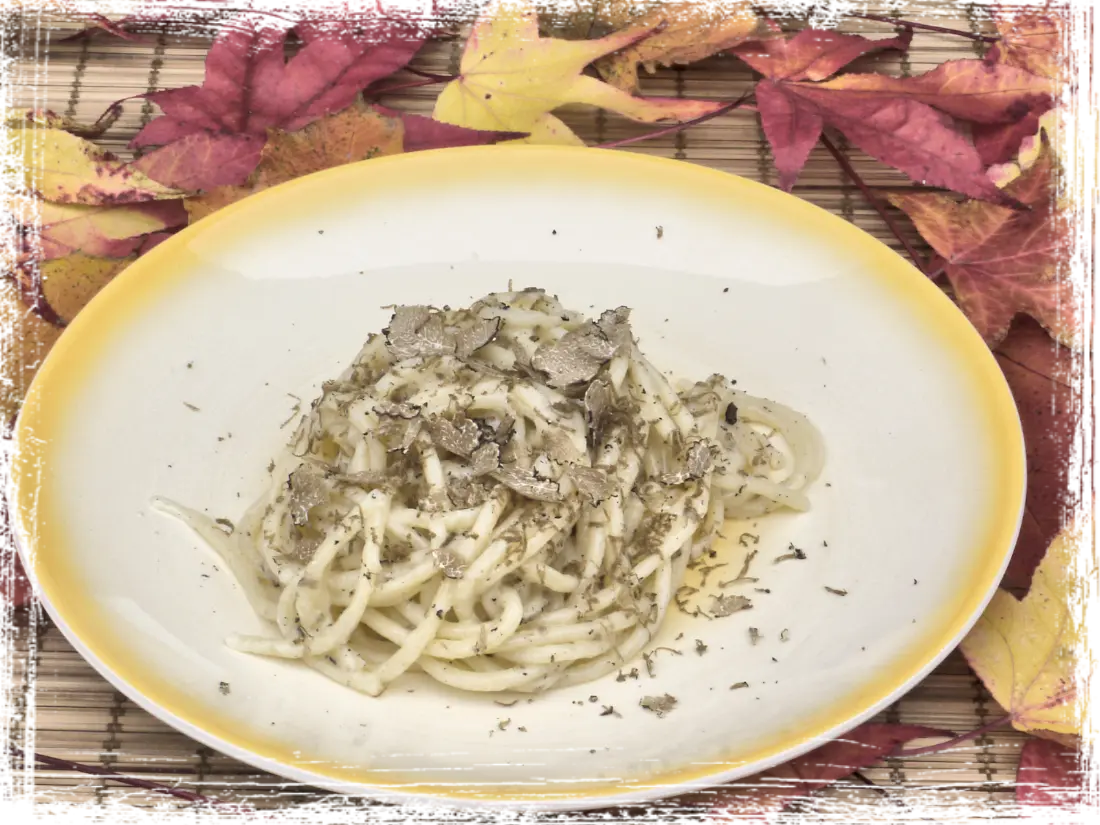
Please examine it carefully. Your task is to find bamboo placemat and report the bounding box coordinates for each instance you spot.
[5,6,1040,817]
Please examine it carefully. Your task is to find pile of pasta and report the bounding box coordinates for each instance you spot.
[157,289,824,695]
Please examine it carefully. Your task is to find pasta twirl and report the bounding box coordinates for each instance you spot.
[156,289,824,695]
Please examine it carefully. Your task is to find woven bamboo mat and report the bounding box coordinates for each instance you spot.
[5,5,1040,817]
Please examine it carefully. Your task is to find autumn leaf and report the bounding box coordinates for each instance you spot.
[131,133,272,192]
[702,723,949,815]
[433,0,724,145]
[889,145,1075,348]
[1016,738,1083,807]
[0,0,130,37]
[986,8,1064,80]
[994,319,1079,591]
[959,523,1080,744]
[7,114,183,205]
[990,82,1100,211]
[0,214,56,325]
[592,1,769,93]
[130,13,427,190]
[5,108,68,129]
[731,25,912,82]
[1,255,128,609]
[35,200,185,260]
[973,109,1047,167]
[732,31,1016,203]
[120,0,459,27]
[811,60,1053,124]
[184,103,522,222]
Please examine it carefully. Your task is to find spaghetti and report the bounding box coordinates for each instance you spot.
[156,289,824,695]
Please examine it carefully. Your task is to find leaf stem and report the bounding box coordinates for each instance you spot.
[821,134,929,272]
[805,792,827,822]
[594,94,753,150]
[851,13,1000,44]
[849,774,946,822]
[368,76,449,95]
[65,102,123,140]
[890,715,1013,757]
[14,746,238,807]
[404,67,457,82]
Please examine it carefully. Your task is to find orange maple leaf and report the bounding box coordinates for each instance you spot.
[889,145,1076,348]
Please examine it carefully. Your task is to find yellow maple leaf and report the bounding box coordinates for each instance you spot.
[0,255,131,426]
[0,108,65,130]
[184,103,406,223]
[959,524,1081,743]
[0,189,182,259]
[994,84,1100,211]
[0,129,180,207]
[593,1,768,93]
[433,0,724,144]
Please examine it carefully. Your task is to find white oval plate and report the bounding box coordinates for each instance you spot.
[12,146,1024,811]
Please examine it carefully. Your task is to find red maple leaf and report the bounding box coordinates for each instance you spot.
[732,31,1038,203]
[888,145,1075,347]
[1016,738,1083,807]
[130,12,428,191]
[994,319,1080,590]
[702,723,949,816]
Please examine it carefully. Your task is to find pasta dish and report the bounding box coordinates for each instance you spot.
[156,289,823,695]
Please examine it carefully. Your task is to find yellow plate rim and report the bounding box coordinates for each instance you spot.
[11,145,1025,810]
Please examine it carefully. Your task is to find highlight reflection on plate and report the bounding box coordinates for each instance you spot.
[12,146,1024,810]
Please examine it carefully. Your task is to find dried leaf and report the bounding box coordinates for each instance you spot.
[123,0,459,26]
[994,320,1078,590]
[1,546,33,607]
[133,17,424,144]
[131,133,266,192]
[594,1,767,93]
[732,32,1011,202]
[0,278,63,427]
[973,109,1047,167]
[731,25,911,82]
[994,83,1100,210]
[36,201,185,260]
[889,145,1075,348]
[0,0,130,37]
[0,211,54,325]
[705,723,949,815]
[812,60,1053,124]
[433,0,724,145]
[1016,739,1083,807]
[39,254,136,324]
[9,119,183,204]
[184,103,518,222]
[959,524,1080,742]
[986,9,1064,80]
[5,109,69,130]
